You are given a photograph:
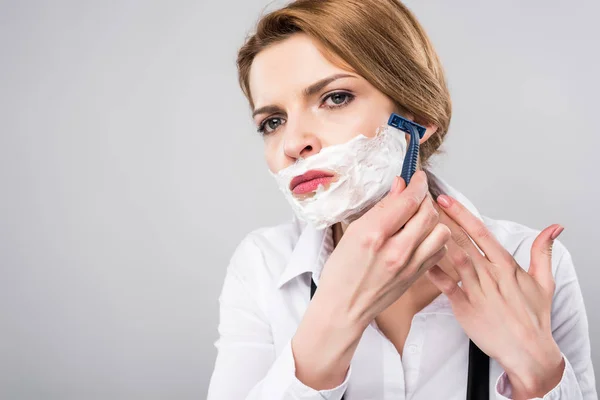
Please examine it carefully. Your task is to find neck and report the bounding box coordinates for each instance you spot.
[331,220,347,246]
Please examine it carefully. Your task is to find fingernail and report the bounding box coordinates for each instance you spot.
[391,176,399,192]
[437,194,452,208]
[551,225,564,240]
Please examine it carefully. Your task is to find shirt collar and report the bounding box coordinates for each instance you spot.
[276,214,334,289]
[276,171,485,291]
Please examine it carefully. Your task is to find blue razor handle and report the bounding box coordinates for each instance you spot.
[387,113,426,185]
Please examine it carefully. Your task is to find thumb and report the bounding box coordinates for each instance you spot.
[395,175,407,193]
[529,224,563,292]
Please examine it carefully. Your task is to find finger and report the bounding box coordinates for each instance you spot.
[426,265,470,308]
[359,170,428,239]
[393,222,451,279]
[380,196,440,268]
[435,203,487,265]
[437,194,513,266]
[384,245,448,313]
[436,207,502,291]
[529,224,562,293]
[417,245,448,280]
[434,204,501,290]
[437,236,484,299]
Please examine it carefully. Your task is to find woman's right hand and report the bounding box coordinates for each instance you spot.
[318,169,451,329]
[291,170,451,391]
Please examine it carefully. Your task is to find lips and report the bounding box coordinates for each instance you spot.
[290,170,335,194]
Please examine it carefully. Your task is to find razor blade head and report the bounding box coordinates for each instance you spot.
[387,113,426,139]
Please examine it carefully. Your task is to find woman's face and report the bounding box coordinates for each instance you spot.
[249,33,437,200]
[249,34,398,172]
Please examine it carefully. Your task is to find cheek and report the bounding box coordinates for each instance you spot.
[320,97,394,143]
[263,137,282,173]
[353,113,389,138]
[327,110,390,143]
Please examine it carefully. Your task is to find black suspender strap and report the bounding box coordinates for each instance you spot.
[309,278,489,399]
[467,339,490,400]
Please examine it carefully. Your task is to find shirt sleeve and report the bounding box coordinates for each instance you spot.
[494,240,597,399]
[206,235,351,400]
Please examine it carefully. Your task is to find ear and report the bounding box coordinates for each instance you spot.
[401,112,439,145]
[419,123,439,145]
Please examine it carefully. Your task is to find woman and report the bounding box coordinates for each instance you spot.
[207,1,596,399]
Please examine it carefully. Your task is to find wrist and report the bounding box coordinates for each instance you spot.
[307,287,368,343]
[504,343,565,398]
[313,276,372,334]
[292,291,366,390]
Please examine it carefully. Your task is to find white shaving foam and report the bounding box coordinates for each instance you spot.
[269,124,407,229]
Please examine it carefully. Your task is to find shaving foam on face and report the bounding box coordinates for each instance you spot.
[269,124,407,229]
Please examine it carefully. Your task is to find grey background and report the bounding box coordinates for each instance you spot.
[0,0,598,398]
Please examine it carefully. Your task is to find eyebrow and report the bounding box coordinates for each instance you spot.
[252,73,357,118]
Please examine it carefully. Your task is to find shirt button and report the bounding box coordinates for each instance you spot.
[407,344,419,354]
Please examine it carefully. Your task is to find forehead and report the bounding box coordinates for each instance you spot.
[248,34,352,106]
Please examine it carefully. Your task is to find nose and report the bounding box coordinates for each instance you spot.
[282,120,322,160]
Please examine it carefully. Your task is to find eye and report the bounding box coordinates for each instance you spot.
[322,91,355,108]
[257,116,286,135]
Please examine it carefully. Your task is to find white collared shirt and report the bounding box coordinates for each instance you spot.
[207,172,597,400]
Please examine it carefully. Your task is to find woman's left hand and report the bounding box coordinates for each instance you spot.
[426,194,566,399]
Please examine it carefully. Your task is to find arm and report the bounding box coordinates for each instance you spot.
[292,278,366,391]
[494,240,597,399]
[206,236,362,400]
[208,172,449,398]
[420,193,596,400]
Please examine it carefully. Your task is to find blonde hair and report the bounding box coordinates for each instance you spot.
[237,0,452,172]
